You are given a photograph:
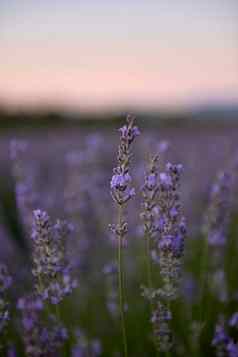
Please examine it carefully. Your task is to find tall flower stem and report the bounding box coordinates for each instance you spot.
[117,206,128,357]
[110,115,140,356]
[198,234,209,323]
[145,234,161,357]
[145,233,153,292]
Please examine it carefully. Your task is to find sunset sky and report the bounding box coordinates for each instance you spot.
[1,0,238,111]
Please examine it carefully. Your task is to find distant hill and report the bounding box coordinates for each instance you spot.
[190,103,238,120]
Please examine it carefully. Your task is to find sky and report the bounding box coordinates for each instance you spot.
[0,0,238,111]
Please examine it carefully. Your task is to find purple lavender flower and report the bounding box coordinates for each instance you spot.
[103,262,119,318]
[204,171,233,303]
[32,210,77,304]
[205,171,232,247]
[110,115,139,207]
[18,295,67,357]
[111,173,132,191]
[141,155,186,352]
[229,313,238,328]
[0,264,12,338]
[151,302,172,352]
[118,123,140,144]
[156,162,186,299]
[110,115,140,356]
[227,341,238,357]
[71,329,102,357]
[212,320,229,347]
[140,154,160,240]
[212,316,238,357]
[7,345,17,357]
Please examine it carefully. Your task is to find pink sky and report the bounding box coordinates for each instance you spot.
[1,1,237,111]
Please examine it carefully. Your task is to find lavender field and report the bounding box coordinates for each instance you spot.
[0,116,238,356]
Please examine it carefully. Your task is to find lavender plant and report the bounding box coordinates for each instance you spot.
[204,171,232,248]
[110,115,140,356]
[71,329,102,357]
[17,295,68,357]
[212,315,238,357]
[200,170,233,315]
[0,264,12,349]
[31,209,77,305]
[141,157,186,353]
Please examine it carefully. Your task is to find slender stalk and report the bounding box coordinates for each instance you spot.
[166,300,171,357]
[110,116,140,356]
[118,205,128,357]
[197,233,209,356]
[145,232,153,290]
[145,234,161,357]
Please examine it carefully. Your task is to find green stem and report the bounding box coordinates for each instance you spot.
[118,205,128,357]
[146,232,153,290]
[196,234,209,357]
[145,232,160,357]
[198,235,209,323]
[166,297,171,357]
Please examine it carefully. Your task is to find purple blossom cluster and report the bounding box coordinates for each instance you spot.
[32,209,77,304]
[17,295,68,357]
[71,329,102,357]
[0,264,12,338]
[141,155,186,352]
[151,301,172,352]
[110,115,140,247]
[157,163,186,293]
[110,115,140,206]
[110,115,140,356]
[204,169,235,304]
[212,315,238,357]
[141,154,160,241]
[205,171,233,247]
[103,261,120,318]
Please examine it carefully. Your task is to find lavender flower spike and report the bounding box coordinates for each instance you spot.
[204,171,232,247]
[110,115,140,357]
[110,114,139,207]
[157,162,186,300]
[0,264,12,346]
[18,295,67,357]
[142,160,186,352]
[32,209,77,305]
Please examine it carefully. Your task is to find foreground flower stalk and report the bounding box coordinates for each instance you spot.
[110,115,140,356]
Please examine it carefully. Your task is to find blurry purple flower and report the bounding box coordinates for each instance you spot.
[227,341,238,357]
[229,313,238,328]
[7,346,17,357]
[0,264,12,335]
[212,321,229,346]
[72,329,102,357]
[18,295,67,357]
